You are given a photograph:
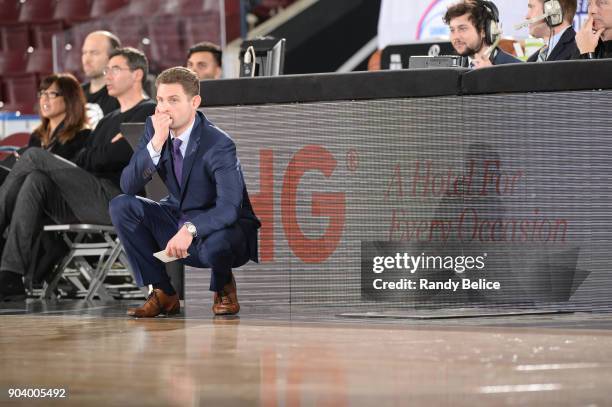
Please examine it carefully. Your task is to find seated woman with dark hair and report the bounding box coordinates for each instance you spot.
[0,73,91,291]
[1,74,90,179]
[29,73,91,159]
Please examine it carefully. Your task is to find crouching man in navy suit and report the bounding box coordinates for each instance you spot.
[110,67,260,318]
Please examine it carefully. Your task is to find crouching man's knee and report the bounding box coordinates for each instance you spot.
[109,194,141,222]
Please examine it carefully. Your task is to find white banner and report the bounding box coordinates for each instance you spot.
[378,0,591,49]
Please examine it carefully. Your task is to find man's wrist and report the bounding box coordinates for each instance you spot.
[183,222,198,238]
[580,51,596,59]
[151,136,165,152]
[577,39,597,55]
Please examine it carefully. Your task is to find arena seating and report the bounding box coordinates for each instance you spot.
[0,0,20,24]
[2,74,38,114]
[0,23,30,52]
[53,0,93,24]
[147,15,185,72]
[89,0,128,18]
[0,51,28,76]
[18,0,56,24]
[124,0,163,16]
[25,49,53,76]
[31,21,65,49]
[184,12,223,52]
[0,0,296,115]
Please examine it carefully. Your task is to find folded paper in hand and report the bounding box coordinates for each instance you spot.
[153,250,188,263]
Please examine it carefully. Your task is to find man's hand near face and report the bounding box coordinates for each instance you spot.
[151,109,172,152]
[576,16,605,54]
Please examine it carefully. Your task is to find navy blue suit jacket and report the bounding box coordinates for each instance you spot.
[120,111,260,262]
[527,27,579,62]
[492,48,522,65]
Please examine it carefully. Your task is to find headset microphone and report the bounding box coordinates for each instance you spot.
[514,0,563,30]
[514,13,550,30]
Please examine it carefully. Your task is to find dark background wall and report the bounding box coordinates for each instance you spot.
[269,0,381,74]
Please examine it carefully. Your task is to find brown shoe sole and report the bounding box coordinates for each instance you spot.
[212,304,240,315]
[127,300,181,318]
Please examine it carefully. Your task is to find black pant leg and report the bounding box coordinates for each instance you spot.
[1,171,77,275]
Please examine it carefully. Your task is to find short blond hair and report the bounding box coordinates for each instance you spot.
[155,66,200,97]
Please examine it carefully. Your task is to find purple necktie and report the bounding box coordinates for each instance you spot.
[172,138,183,186]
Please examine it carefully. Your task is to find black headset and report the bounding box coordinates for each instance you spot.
[543,0,564,27]
[475,0,501,45]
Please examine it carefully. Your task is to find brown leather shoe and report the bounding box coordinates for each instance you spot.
[127,289,180,318]
[212,274,240,315]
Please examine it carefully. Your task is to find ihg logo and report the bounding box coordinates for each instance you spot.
[251,145,346,264]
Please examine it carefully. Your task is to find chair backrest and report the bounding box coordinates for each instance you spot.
[0,51,28,76]
[109,15,150,52]
[125,0,162,16]
[0,0,21,23]
[19,0,56,23]
[90,0,129,18]
[184,13,222,51]
[0,132,30,147]
[53,0,92,23]
[148,15,184,70]
[4,74,38,102]
[0,23,30,53]
[0,132,30,160]
[160,0,213,14]
[26,49,53,75]
[31,21,64,49]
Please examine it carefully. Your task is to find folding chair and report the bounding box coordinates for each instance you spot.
[41,224,146,300]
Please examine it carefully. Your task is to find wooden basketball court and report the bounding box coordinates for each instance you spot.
[2,295,612,406]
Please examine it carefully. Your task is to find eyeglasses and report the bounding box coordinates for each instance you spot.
[37,91,62,99]
[103,66,132,76]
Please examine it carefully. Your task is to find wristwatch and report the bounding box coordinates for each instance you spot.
[184,222,198,238]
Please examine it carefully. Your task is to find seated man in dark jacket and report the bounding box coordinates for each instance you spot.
[0,47,156,301]
[575,0,612,59]
[524,0,579,62]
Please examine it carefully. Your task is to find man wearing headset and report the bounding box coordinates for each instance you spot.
[444,0,521,69]
[575,0,612,59]
[525,0,578,62]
